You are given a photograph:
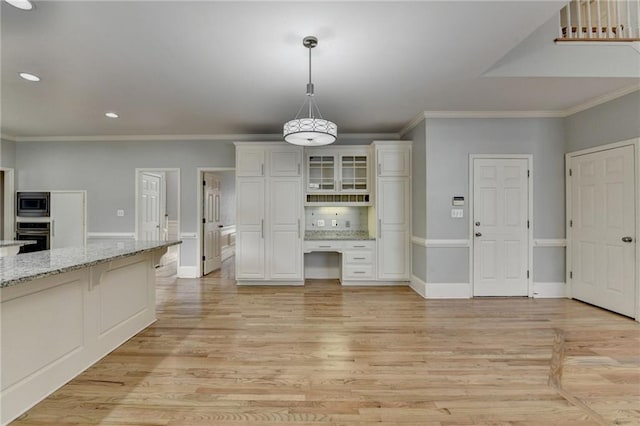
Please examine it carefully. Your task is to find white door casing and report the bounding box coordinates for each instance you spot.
[203,173,222,275]
[472,158,529,296]
[569,144,636,317]
[139,173,161,241]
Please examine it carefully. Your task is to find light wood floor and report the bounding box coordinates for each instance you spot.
[12,258,640,425]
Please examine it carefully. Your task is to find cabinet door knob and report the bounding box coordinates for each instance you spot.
[475,232,482,237]
[622,236,633,243]
[475,221,480,226]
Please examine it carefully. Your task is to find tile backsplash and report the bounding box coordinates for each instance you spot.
[305,206,368,231]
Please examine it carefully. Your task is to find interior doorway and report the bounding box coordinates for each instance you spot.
[567,139,638,319]
[470,155,532,297]
[135,168,180,271]
[197,168,235,277]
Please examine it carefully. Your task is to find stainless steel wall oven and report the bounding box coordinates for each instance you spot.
[16,222,50,253]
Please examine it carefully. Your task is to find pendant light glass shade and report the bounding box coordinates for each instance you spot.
[283,36,337,146]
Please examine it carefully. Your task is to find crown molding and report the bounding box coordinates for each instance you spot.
[422,110,566,118]
[13,132,400,143]
[562,85,640,117]
[398,112,428,137]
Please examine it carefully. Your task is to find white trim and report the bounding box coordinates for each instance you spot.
[469,154,534,297]
[534,239,567,247]
[533,282,567,298]
[423,111,565,119]
[177,266,197,278]
[236,280,304,286]
[341,281,409,287]
[14,132,399,143]
[411,236,428,247]
[1,133,17,141]
[425,282,472,299]
[410,274,428,298]
[563,86,639,116]
[425,239,471,248]
[398,112,427,137]
[566,137,640,322]
[87,232,136,239]
[179,232,198,239]
[1,168,15,240]
[196,167,235,278]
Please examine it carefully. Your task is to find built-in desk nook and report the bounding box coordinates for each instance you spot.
[0,240,181,425]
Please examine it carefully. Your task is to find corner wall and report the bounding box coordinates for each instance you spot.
[405,120,427,285]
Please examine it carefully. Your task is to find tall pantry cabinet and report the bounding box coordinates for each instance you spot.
[373,141,411,281]
[235,143,304,284]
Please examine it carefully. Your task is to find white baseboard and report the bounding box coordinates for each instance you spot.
[177,266,197,278]
[87,232,136,240]
[533,282,566,298]
[426,282,472,298]
[410,275,427,298]
[236,280,304,286]
[341,281,409,287]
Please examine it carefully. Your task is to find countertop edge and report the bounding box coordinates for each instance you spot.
[1,241,181,289]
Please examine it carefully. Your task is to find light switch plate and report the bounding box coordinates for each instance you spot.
[317,219,325,227]
[451,209,464,218]
[117,209,125,217]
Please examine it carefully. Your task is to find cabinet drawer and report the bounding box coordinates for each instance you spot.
[343,265,375,279]
[304,241,343,251]
[344,241,375,250]
[343,250,374,264]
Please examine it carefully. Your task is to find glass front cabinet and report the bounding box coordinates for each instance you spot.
[306,148,370,194]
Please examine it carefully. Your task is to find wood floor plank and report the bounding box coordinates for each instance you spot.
[11,258,640,425]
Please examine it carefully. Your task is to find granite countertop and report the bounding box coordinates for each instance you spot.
[0,240,37,248]
[305,231,375,241]
[0,240,181,288]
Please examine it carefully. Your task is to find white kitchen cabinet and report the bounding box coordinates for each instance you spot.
[235,177,266,279]
[50,191,86,249]
[342,240,376,282]
[305,147,371,193]
[235,143,303,283]
[374,141,411,281]
[236,147,266,177]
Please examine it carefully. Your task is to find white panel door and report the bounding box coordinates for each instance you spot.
[571,145,636,317]
[235,177,265,279]
[203,173,222,275]
[139,173,161,241]
[269,177,302,279]
[473,159,528,296]
[377,177,410,280]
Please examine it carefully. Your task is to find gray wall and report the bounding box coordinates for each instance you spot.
[15,139,235,266]
[1,139,16,169]
[217,170,235,226]
[165,170,179,220]
[406,120,427,282]
[565,90,640,152]
[425,117,566,283]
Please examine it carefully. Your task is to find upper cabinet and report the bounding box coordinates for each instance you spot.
[305,147,371,194]
[236,145,302,177]
[376,144,411,177]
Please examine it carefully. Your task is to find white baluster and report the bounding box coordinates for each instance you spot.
[577,0,583,38]
[615,0,622,37]
[586,0,593,38]
[567,1,573,37]
[607,0,612,37]
[626,0,632,37]
[596,0,603,37]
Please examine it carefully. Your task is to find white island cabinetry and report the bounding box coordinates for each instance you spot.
[235,143,303,284]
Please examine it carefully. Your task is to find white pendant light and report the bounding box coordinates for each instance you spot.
[283,36,337,146]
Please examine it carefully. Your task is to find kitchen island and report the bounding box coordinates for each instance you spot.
[0,240,181,426]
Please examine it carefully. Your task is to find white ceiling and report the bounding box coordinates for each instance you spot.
[1,0,638,139]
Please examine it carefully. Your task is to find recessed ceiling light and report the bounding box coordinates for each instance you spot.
[5,0,34,11]
[18,72,40,82]
[105,112,119,119]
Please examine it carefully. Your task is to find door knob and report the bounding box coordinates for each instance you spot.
[475,232,482,237]
[475,222,480,226]
[622,236,633,243]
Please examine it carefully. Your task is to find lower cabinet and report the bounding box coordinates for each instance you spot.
[342,241,376,281]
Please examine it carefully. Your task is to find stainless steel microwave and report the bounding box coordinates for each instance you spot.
[16,191,50,217]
